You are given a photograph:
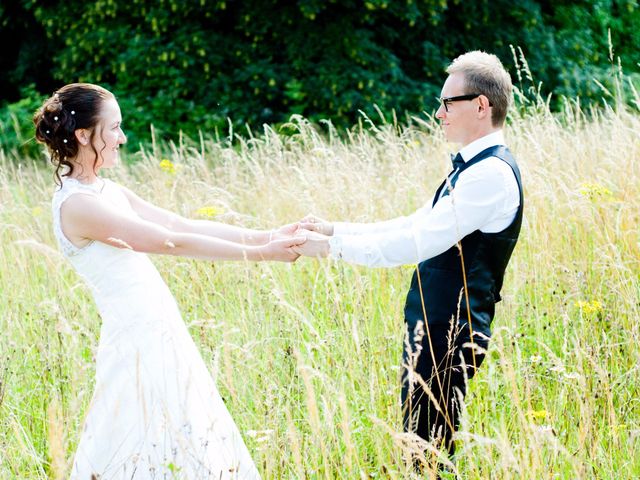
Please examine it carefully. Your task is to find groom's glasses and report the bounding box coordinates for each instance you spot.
[438,93,492,112]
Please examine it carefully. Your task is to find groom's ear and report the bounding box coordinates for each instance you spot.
[477,95,491,119]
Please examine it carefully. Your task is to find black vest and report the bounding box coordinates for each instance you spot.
[403,145,523,340]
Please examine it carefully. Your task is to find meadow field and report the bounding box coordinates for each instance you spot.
[0,100,638,479]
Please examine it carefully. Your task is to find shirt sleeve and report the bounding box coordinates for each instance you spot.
[328,159,514,267]
[333,203,433,235]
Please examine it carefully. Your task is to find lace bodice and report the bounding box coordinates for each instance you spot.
[51,177,106,257]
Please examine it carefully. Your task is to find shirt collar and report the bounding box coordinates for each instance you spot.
[457,130,505,162]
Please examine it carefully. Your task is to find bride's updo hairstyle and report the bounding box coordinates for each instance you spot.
[34,83,114,184]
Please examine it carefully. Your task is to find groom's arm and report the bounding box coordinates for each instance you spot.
[301,204,432,238]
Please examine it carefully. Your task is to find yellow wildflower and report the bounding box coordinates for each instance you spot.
[578,182,613,200]
[159,159,176,174]
[31,206,43,217]
[528,409,548,420]
[195,206,224,218]
[575,300,604,315]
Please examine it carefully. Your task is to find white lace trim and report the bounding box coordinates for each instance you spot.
[51,178,105,257]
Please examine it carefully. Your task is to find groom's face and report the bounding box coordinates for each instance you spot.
[436,72,480,147]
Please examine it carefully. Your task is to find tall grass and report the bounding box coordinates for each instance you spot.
[0,99,638,479]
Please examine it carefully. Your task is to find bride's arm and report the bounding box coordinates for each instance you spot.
[119,185,274,245]
[61,193,303,262]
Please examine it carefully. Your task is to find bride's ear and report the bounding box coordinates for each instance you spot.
[75,128,91,146]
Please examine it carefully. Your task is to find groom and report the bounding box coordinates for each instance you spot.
[294,51,523,461]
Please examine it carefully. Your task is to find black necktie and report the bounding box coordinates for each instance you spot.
[450,153,465,171]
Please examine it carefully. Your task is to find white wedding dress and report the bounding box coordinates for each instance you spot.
[52,178,260,479]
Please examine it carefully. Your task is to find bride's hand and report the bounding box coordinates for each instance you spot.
[262,235,306,262]
[298,214,334,236]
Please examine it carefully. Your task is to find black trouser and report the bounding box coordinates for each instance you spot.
[401,320,488,457]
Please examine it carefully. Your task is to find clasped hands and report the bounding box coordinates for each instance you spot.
[270,214,333,261]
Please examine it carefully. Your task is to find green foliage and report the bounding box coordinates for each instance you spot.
[0,84,47,160]
[21,0,452,145]
[0,0,639,148]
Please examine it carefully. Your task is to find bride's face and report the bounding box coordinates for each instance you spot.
[81,98,127,170]
[96,98,126,168]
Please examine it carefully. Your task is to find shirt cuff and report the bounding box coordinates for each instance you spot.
[333,222,350,235]
[328,235,343,260]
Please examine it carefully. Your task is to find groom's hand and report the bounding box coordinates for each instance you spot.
[271,222,300,241]
[298,214,334,236]
[292,229,330,258]
[265,223,300,243]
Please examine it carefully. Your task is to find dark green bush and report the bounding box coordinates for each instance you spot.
[1,0,638,151]
[0,84,47,159]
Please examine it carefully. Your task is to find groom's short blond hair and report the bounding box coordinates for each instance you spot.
[447,51,512,127]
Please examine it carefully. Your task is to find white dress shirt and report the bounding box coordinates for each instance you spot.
[328,130,520,267]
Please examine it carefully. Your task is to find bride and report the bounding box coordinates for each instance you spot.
[34,83,303,479]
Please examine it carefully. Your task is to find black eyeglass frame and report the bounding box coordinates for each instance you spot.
[439,93,492,112]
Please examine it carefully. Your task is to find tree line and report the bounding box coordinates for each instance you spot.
[1,0,638,154]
